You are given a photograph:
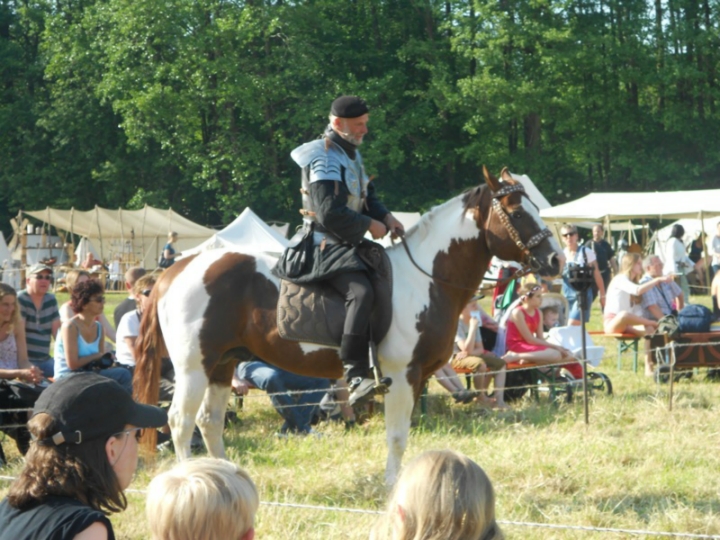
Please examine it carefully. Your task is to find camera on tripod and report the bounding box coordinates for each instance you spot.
[566,263,594,293]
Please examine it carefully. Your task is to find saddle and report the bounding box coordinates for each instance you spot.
[277,243,393,347]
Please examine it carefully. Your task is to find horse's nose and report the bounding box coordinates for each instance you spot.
[549,252,565,275]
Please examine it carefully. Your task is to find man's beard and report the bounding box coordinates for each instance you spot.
[339,131,363,146]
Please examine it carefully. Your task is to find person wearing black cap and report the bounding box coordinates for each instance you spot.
[277,95,405,404]
[0,372,167,540]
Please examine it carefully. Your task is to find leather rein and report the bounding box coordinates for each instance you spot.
[397,183,553,294]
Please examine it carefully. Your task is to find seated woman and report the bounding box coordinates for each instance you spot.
[604,253,672,336]
[60,269,115,348]
[0,283,43,458]
[54,280,133,393]
[503,285,577,371]
[370,449,503,540]
[452,298,508,409]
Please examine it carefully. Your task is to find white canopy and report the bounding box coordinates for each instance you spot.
[540,189,720,223]
[23,205,215,268]
[181,207,288,257]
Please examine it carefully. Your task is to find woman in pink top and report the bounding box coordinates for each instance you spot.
[504,285,575,367]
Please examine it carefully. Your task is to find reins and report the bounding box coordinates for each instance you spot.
[395,182,553,294]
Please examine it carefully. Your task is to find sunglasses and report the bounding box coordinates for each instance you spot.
[140,289,152,297]
[113,427,145,442]
[32,274,52,281]
[561,232,577,237]
[524,285,542,299]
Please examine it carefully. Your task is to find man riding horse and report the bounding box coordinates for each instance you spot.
[276,96,405,403]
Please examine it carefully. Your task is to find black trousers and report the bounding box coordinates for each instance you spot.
[326,271,374,337]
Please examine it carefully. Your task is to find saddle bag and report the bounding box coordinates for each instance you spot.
[276,226,314,279]
[677,304,712,334]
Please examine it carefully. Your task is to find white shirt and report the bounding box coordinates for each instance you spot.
[564,245,597,266]
[115,310,140,367]
[605,274,642,315]
[663,237,693,275]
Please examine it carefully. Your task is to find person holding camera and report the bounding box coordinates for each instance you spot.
[53,280,132,393]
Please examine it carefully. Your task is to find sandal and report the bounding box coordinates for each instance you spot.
[452,390,474,404]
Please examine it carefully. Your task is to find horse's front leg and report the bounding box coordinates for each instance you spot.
[382,366,418,485]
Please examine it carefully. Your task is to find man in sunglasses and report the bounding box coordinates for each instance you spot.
[18,263,61,377]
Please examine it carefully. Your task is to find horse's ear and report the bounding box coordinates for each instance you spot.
[483,165,501,192]
[500,167,513,182]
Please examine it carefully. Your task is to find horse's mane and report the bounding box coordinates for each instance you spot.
[389,184,490,250]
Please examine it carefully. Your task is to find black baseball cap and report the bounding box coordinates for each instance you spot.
[330,96,369,119]
[33,372,167,446]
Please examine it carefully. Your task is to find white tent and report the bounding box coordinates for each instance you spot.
[540,189,720,223]
[22,205,215,269]
[181,207,288,257]
[654,217,720,262]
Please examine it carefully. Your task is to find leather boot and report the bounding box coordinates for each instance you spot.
[340,333,374,404]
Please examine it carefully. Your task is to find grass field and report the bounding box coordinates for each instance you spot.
[2,292,720,539]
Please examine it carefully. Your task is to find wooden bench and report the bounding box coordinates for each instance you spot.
[589,331,641,372]
[648,333,720,371]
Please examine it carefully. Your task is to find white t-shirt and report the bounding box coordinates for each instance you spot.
[663,237,693,275]
[564,245,597,267]
[605,274,642,315]
[115,310,140,367]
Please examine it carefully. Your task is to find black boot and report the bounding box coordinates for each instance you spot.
[340,334,375,405]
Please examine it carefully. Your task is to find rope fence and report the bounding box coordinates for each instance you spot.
[1,338,719,428]
[0,475,718,538]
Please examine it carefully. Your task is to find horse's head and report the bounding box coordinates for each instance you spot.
[465,166,564,277]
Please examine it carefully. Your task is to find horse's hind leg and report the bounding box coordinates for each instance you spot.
[196,382,232,458]
[382,366,417,485]
[169,370,207,460]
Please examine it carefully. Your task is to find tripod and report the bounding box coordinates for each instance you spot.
[567,264,595,424]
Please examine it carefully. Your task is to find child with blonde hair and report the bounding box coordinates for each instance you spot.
[371,449,503,540]
[146,457,258,540]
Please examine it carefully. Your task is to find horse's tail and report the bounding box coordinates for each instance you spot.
[133,286,166,454]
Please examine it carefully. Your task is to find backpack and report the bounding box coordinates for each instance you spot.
[677,304,712,333]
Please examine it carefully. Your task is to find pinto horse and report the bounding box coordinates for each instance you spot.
[134,167,563,484]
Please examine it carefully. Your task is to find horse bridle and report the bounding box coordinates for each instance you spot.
[397,182,553,293]
[489,183,554,273]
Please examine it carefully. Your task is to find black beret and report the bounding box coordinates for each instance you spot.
[330,96,369,118]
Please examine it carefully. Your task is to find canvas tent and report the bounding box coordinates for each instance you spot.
[22,205,215,269]
[540,189,720,223]
[181,207,288,257]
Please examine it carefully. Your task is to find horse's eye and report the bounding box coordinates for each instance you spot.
[511,210,522,219]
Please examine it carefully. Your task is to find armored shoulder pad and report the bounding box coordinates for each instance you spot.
[291,139,344,183]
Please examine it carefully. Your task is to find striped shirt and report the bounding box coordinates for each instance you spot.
[18,290,59,364]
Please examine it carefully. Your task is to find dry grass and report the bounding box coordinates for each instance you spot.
[2,293,720,539]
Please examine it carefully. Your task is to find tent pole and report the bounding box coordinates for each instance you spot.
[95,205,104,263]
[700,211,711,294]
[20,210,27,283]
[141,205,147,268]
[69,207,75,266]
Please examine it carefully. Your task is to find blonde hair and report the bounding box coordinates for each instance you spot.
[619,252,642,282]
[0,283,21,330]
[65,269,90,292]
[132,274,157,297]
[371,450,502,540]
[146,458,258,540]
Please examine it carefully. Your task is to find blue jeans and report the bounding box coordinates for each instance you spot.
[238,361,330,433]
[56,367,133,394]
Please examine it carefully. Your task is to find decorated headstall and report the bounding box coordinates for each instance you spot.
[490,182,553,271]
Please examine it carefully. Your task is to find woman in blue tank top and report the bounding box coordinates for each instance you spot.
[53,280,132,393]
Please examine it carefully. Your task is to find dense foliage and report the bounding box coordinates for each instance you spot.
[2,0,719,232]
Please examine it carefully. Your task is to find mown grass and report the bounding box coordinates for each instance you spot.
[2,293,720,539]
